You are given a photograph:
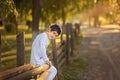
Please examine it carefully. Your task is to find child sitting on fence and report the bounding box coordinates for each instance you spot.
[30,24,62,80]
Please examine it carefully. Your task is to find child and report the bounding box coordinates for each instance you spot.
[30,24,61,80]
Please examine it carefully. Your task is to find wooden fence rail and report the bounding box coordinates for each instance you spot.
[0,22,80,80]
[57,41,66,71]
[0,64,49,80]
[0,32,1,71]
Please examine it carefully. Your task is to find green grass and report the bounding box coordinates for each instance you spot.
[1,25,32,71]
[59,33,86,80]
[59,58,86,80]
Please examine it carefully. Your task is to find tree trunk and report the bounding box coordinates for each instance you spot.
[93,15,99,27]
[61,8,66,43]
[32,0,40,41]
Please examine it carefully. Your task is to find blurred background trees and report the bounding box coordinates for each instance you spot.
[0,0,120,36]
[0,0,18,33]
[0,0,120,72]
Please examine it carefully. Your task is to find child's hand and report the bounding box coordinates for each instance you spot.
[46,60,52,66]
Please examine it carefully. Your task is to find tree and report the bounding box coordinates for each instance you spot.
[32,0,40,40]
[0,0,18,33]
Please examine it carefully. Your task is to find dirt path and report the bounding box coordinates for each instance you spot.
[79,27,120,80]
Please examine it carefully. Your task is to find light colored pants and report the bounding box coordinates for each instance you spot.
[46,66,57,80]
[33,59,57,80]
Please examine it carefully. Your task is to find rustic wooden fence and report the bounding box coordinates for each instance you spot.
[0,22,80,80]
[0,32,1,72]
[0,64,50,80]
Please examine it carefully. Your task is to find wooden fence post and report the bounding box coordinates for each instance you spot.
[70,24,74,56]
[0,33,1,71]
[51,39,59,80]
[51,40,58,69]
[16,32,25,66]
[65,23,71,64]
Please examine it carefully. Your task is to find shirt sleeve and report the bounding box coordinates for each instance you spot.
[39,39,49,62]
[30,34,49,67]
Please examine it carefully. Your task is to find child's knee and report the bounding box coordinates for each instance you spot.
[52,66,57,74]
[48,66,57,74]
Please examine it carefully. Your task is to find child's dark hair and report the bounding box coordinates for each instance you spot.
[50,24,61,35]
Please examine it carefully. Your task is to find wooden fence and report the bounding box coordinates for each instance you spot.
[0,23,80,80]
[0,64,50,80]
[0,32,1,72]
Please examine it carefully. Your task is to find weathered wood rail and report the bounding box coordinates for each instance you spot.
[0,22,80,80]
[0,32,1,72]
[0,64,49,80]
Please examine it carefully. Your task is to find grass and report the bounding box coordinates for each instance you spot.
[59,33,87,80]
[59,58,86,80]
[1,25,86,80]
[1,25,32,71]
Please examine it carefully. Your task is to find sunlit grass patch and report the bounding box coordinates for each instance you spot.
[18,24,28,30]
[0,26,4,30]
[1,31,32,71]
[101,24,120,29]
[24,33,32,38]
[1,49,16,57]
[59,33,85,80]
[59,58,87,80]
[2,60,16,71]
[56,34,66,43]
[1,33,31,40]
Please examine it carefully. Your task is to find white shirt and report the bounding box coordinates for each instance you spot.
[30,32,49,67]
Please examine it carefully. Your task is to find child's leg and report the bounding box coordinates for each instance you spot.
[46,66,57,80]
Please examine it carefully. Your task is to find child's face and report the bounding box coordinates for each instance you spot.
[48,31,58,39]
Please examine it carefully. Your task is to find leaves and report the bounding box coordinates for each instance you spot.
[0,0,16,20]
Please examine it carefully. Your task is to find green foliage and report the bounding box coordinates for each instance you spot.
[0,0,16,20]
[13,0,32,20]
[39,0,91,24]
[0,0,18,33]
